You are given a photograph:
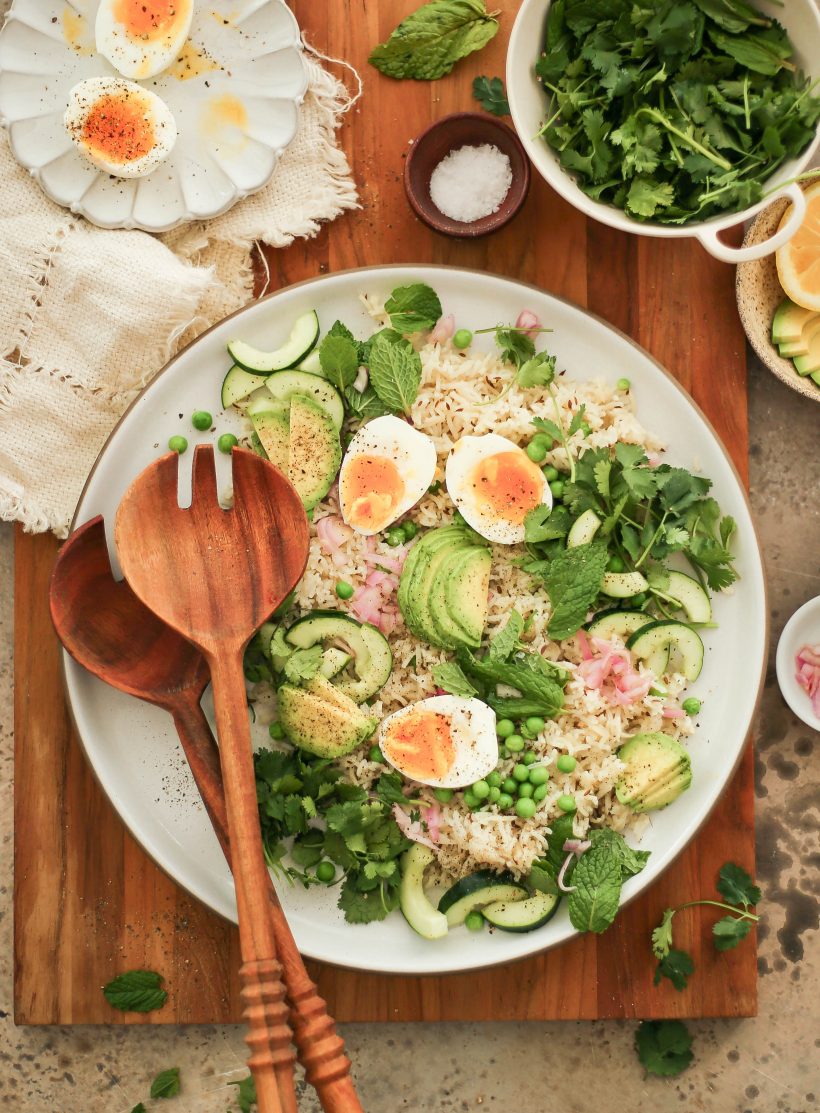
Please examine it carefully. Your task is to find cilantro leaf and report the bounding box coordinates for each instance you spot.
[344,384,390,421]
[708,25,793,76]
[385,283,443,333]
[102,970,168,1014]
[651,907,676,958]
[517,352,556,388]
[626,177,675,219]
[338,875,399,924]
[150,1067,181,1099]
[543,540,609,640]
[283,645,324,684]
[713,915,752,951]
[131,1106,147,1113]
[487,610,524,662]
[494,326,535,369]
[654,948,695,991]
[472,74,509,116]
[368,333,423,415]
[716,862,760,909]
[228,1074,256,1113]
[567,839,623,933]
[375,771,411,806]
[319,331,359,390]
[369,0,499,81]
[524,504,571,543]
[567,404,587,437]
[432,660,479,698]
[635,1020,694,1077]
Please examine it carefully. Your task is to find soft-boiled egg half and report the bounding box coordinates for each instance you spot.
[96,0,194,80]
[65,77,177,178]
[446,433,552,544]
[379,695,498,789]
[339,415,437,535]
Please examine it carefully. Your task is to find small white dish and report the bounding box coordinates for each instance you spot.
[776,596,820,730]
[0,0,307,232]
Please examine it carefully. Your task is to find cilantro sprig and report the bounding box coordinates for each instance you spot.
[636,1020,694,1077]
[472,74,510,116]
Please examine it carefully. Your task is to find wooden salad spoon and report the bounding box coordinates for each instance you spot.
[107,445,360,1113]
[50,515,362,1113]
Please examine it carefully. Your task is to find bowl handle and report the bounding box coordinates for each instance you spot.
[695,183,806,264]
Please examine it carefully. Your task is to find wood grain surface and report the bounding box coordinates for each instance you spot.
[14,0,757,1024]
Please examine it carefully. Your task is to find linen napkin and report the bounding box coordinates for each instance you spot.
[0,50,358,538]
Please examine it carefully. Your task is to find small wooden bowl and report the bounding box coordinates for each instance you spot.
[404,112,530,238]
[736,188,819,404]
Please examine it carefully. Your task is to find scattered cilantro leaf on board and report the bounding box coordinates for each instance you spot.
[432,660,479,698]
[385,283,443,333]
[149,1067,181,1099]
[319,330,359,390]
[472,74,509,115]
[102,970,168,1014]
[368,332,423,415]
[228,1074,257,1112]
[652,907,677,959]
[283,645,325,685]
[369,0,500,81]
[716,862,761,909]
[713,915,753,950]
[635,1020,694,1077]
[130,1105,147,1113]
[542,540,608,640]
[653,948,696,991]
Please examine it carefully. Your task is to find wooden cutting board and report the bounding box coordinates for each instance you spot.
[14,0,757,1024]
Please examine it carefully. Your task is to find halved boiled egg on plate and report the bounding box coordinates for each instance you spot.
[339,415,437,535]
[379,695,498,789]
[446,433,552,544]
[96,0,194,80]
[64,77,177,178]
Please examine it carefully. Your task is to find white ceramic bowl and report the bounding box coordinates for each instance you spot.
[507,0,820,265]
[776,596,820,730]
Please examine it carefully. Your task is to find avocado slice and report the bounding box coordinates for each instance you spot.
[615,731,692,812]
[771,297,817,345]
[277,676,377,758]
[397,525,470,645]
[444,546,492,644]
[287,394,342,510]
[247,398,290,472]
[778,316,820,358]
[792,325,820,376]
[428,547,484,648]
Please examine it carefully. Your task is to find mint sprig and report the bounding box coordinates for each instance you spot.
[149,1067,181,1099]
[102,970,168,1014]
[385,283,442,333]
[368,333,423,415]
[369,0,500,81]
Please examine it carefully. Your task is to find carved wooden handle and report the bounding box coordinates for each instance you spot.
[241,958,299,1113]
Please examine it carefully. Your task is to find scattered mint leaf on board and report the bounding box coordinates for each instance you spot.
[635,1020,694,1077]
[319,331,359,390]
[228,1074,257,1112]
[543,540,608,640]
[432,660,479,698]
[102,970,168,1014]
[369,0,500,81]
[654,948,695,991]
[385,283,443,333]
[149,1067,181,1099]
[716,862,761,909]
[368,333,423,414]
[713,915,753,951]
[472,74,509,115]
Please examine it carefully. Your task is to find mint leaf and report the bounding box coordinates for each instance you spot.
[228,1074,256,1112]
[487,609,524,662]
[716,862,760,909]
[102,970,168,1014]
[458,649,566,718]
[543,811,576,877]
[543,540,608,640]
[150,1067,181,1099]
[654,948,695,991]
[319,332,359,390]
[369,0,499,80]
[587,828,650,877]
[368,333,422,415]
[713,915,752,951]
[472,74,509,116]
[651,907,676,958]
[635,1020,694,1077]
[385,283,442,333]
[567,839,623,933]
[432,660,478,698]
[283,645,324,684]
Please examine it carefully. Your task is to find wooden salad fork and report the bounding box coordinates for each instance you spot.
[109,445,360,1113]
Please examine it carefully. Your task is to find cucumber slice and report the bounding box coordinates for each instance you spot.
[296,348,324,375]
[221,364,266,408]
[666,571,711,624]
[626,620,704,681]
[482,890,561,932]
[320,647,353,679]
[333,623,393,703]
[227,310,319,373]
[601,570,649,598]
[400,845,448,940]
[567,509,601,548]
[285,611,393,702]
[587,609,653,641]
[265,370,344,430]
[438,870,527,927]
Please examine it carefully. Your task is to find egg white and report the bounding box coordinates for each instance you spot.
[339,414,437,535]
[379,695,498,789]
[64,77,177,178]
[445,432,552,545]
[96,0,194,80]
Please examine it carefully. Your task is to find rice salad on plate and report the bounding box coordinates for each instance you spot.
[218,280,737,941]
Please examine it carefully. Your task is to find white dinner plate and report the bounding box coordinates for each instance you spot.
[66,265,767,975]
[0,0,306,232]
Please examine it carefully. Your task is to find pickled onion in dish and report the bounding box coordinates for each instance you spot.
[515,309,540,338]
[392,804,437,849]
[795,643,820,716]
[430,314,455,344]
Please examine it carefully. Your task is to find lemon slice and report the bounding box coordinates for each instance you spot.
[776,181,820,312]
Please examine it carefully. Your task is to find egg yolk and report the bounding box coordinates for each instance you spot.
[382,711,456,782]
[468,450,544,525]
[80,94,155,164]
[114,0,187,39]
[343,454,406,532]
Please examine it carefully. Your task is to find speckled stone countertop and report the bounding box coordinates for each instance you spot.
[1,354,818,1112]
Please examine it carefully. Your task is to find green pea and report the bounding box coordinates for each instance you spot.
[531,434,551,453]
[217,433,239,454]
[497,793,514,810]
[525,716,545,735]
[402,520,418,540]
[522,751,538,766]
[465,910,484,932]
[502,777,518,795]
[385,527,405,547]
[486,771,502,788]
[496,719,515,739]
[488,786,501,803]
[506,734,525,753]
[191,410,212,431]
[499,746,510,760]
[557,794,577,813]
[542,465,559,482]
[434,787,454,803]
[682,697,702,715]
[515,797,537,819]
[557,754,577,774]
[168,435,188,454]
[533,784,549,802]
[607,555,625,573]
[512,763,530,783]
[453,328,473,350]
[268,721,285,740]
[463,789,479,809]
[518,782,534,798]
[616,377,631,391]
[369,746,385,764]
[549,480,564,499]
[472,779,490,800]
[632,592,648,607]
[335,580,354,600]
[526,440,547,463]
[316,861,336,884]
[528,766,549,786]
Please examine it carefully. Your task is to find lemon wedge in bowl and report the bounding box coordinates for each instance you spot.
[776,181,820,312]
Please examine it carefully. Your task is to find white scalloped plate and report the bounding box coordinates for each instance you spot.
[0,0,307,232]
